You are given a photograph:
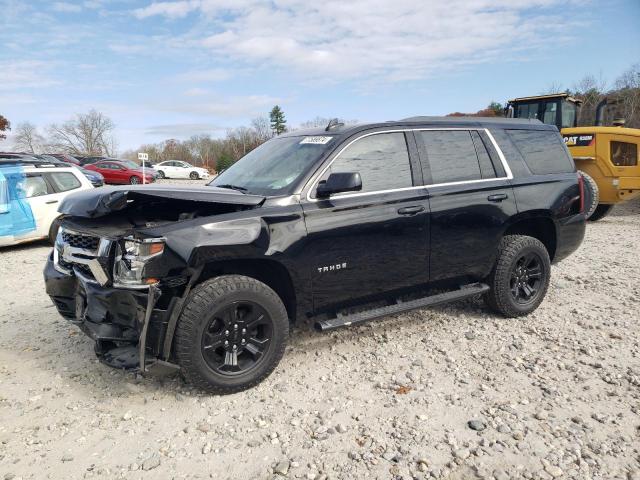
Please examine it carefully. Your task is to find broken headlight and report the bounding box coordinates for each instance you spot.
[113,237,165,287]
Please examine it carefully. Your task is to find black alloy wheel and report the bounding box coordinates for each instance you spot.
[201,301,273,376]
[485,235,551,317]
[509,251,545,305]
[175,275,289,394]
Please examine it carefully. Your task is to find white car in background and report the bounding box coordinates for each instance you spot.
[0,159,94,247]
[154,160,210,180]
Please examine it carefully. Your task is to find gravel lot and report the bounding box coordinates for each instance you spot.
[1,182,639,480]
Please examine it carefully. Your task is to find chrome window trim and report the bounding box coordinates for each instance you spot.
[303,127,513,202]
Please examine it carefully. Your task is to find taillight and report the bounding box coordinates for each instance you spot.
[578,173,585,214]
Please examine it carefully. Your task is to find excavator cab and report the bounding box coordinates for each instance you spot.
[506,93,582,130]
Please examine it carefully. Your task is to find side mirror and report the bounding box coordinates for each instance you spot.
[316,172,362,198]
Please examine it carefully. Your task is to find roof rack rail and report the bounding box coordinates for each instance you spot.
[325,118,344,131]
[0,158,69,168]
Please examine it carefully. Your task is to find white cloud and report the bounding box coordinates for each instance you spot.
[108,43,150,55]
[0,61,61,90]
[175,68,231,83]
[133,0,582,83]
[183,87,210,96]
[133,1,200,19]
[157,94,281,117]
[52,2,83,13]
[145,123,225,136]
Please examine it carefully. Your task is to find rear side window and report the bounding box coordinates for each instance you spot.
[47,172,82,192]
[470,131,498,179]
[18,175,52,198]
[328,132,413,193]
[507,129,574,174]
[611,141,638,166]
[420,130,483,184]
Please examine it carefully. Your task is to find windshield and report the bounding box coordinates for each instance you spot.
[561,101,577,128]
[209,136,334,196]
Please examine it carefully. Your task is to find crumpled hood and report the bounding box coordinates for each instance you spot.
[59,184,265,218]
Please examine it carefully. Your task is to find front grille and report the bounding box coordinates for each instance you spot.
[61,231,100,251]
[74,263,95,280]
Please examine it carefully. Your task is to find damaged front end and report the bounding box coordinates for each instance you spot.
[44,185,265,374]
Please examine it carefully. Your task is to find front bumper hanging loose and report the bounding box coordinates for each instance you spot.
[44,254,180,375]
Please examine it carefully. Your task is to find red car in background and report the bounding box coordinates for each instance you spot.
[85,159,155,185]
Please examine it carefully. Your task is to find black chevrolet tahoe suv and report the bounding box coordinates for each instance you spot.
[44,117,586,393]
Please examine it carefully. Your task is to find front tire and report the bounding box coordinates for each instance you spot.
[156,170,165,179]
[175,275,289,394]
[485,235,551,317]
[129,176,141,185]
[190,171,200,180]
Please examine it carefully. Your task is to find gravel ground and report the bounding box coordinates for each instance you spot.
[1,183,639,480]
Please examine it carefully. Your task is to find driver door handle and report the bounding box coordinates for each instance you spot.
[487,193,508,202]
[45,200,59,204]
[397,205,425,216]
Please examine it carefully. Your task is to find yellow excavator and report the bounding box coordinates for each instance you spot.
[506,93,640,220]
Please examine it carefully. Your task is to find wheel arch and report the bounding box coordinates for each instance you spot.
[195,258,297,323]
[503,213,557,262]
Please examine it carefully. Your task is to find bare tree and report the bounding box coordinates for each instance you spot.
[251,116,272,143]
[299,116,358,129]
[539,82,565,95]
[572,74,608,126]
[299,116,332,129]
[12,122,45,153]
[48,109,116,156]
[614,63,640,127]
[185,135,219,169]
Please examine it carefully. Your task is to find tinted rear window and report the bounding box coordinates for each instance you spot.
[420,130,482,183]
[507,130,574,174]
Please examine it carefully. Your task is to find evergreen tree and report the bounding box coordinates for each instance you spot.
[269,105,287,135]
[216,153,235,173]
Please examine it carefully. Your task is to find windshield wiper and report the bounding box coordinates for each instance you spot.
[214,183,249,193]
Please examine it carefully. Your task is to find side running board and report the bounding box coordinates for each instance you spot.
[314,283,489,332]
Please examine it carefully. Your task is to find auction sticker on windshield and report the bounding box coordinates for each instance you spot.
[300,136,333,145]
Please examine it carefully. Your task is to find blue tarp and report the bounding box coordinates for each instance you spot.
[0,165,37,238]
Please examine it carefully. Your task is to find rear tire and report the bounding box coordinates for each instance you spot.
[175,275,289,394]
[485,235,551,317]
[578,170,599,219]
[587,204,614,222]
